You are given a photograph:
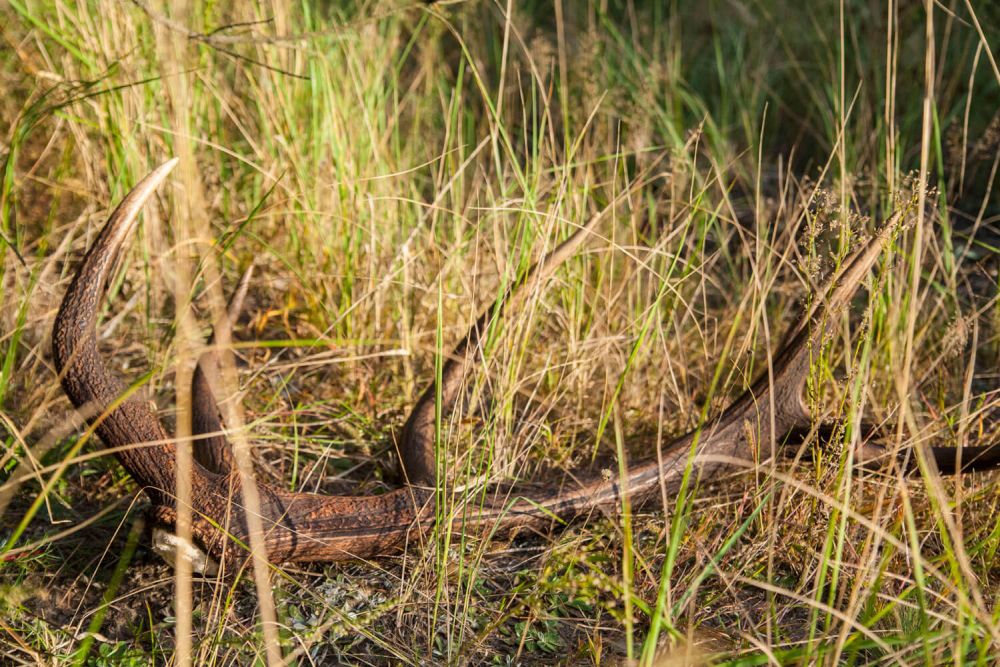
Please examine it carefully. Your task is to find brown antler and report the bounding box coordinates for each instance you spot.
[190,264,253,474]
[53,161,998,566]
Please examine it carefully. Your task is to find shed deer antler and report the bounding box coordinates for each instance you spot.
[52,160,1000,567]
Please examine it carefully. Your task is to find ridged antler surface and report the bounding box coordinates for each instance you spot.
[52,161,1000,567]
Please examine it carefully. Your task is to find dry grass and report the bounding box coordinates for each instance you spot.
[0,1,998,665]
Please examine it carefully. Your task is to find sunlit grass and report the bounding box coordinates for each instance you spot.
[0,0,998,664]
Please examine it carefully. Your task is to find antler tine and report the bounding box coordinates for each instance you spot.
[735,216,901,441]
[398,201,624,487]
[53,158,182,508]
[191,264,254,474]
[487,220,905,519]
